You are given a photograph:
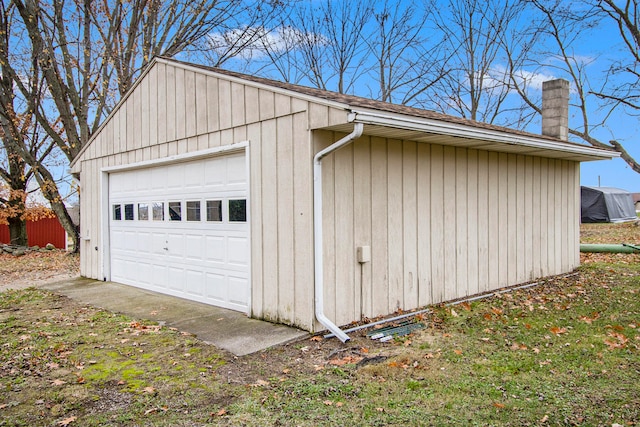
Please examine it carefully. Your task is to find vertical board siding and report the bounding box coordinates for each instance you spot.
[370,137,389,317]
[247,122,263,319]
[402,141,418,309]
[416,143,431,307]
[292,113,314,327]
[276,115,295,321]
[324,140,581,326]
[353,137,372,317]
[387,140,403,312]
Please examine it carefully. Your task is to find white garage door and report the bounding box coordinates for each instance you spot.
[108,153,249,312]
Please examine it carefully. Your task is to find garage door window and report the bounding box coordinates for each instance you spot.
[138,203,149,221]
[124,204,134,220]
[169,201,182,221]
[206,200,222,222]
[113,204,121,220]
[186,201,201,221]
[152,202,164,221]
[229,199,246,222]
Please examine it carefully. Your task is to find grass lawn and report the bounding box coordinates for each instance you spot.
[0,224,638,426]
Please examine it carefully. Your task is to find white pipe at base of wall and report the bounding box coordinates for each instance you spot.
[313,123,364,343]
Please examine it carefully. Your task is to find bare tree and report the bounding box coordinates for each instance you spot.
[506,0,640,173]
[2,0,255,251]
[252,0,373,93]
[428,0,528,125]
[364,0,449,105]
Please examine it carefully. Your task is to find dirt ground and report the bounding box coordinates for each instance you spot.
[0,249,80,292]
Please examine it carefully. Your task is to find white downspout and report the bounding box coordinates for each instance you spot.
[313,123,364,343]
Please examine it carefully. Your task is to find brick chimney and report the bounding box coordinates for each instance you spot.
[542,79,569,141]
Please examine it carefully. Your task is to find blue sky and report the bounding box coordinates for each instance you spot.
[203,1,640,193]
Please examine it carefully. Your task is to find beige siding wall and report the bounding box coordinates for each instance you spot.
[75,61,351,331]
[319,132,580,328]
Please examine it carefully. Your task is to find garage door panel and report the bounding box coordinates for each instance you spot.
[150,166,168,190]
[167,164,184,190]
[166,233,186,258]
[206,273,227,302]
[109,153,249,313]
[185,270,205,296]
[185,234,205,260]
[227,237,248,266]
[184,162,204,188]
[205,236,225,263]
[138,262,152,285]
[168,267,184,291]
[228,276,249,306]
[152,264,169,287]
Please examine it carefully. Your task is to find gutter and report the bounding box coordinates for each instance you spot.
[313,122,364,343]
[349,110,618,161]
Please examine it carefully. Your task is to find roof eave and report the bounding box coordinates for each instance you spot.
[349,109,619,162]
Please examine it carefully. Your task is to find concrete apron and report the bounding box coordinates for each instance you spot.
[40,278,308,356]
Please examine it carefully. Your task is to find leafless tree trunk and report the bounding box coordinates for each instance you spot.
[0,1,31,246]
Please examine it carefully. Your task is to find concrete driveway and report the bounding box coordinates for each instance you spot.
[40,278,308,356]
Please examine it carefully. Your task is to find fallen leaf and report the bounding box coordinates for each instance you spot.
[143,386,156,394]
[491,307,503,316]
[57,416,77,426]
[214,409,227,416]
[493,402,505,408]
[323,400,333,405]
[282,368,290,374]
[460,301,472,311]
[549,327,567,335]
[251,379,269,387]
[310,336,322,342]
[376,407,384,412]
[336,402,344,407]
[453,349,463,355]
[52,379,66,386]
[328,355,363,366]
[361,347,369,353]
[451,308,459,317]
[540,414,549,423]
[604,332,628,350]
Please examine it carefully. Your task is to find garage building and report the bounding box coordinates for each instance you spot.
[70,58,616,338]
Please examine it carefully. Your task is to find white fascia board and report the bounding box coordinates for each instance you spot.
[349,110,619,161]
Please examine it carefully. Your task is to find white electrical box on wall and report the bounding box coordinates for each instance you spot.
[357,245,371,263]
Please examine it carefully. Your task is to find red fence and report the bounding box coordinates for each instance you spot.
[0,217,66,248]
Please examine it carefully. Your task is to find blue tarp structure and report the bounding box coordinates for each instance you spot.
[581,186,637,223]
